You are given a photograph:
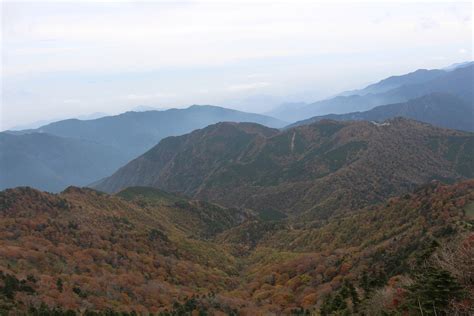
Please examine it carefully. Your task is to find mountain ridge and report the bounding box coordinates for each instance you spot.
[94,118,474,220]
[1,105,285,192]
[338,68,447,97]
[271,64,473,122]
[0,132,128,192]
[288,92,474,131]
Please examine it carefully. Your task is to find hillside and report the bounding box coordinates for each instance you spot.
[1,180,473,314]
[2,106,285,192]
[272,64,473,122]
[289,93,474,132]
[0,133,127,192]
[95,118,474,220]
[220,180,474,315]
[116,186,253,239]
[0,186,249,313]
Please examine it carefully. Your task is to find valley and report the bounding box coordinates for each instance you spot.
[1,180,473,314]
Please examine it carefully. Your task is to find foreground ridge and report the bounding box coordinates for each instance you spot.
[0,180,473,314]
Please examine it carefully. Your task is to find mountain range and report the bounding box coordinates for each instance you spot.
[14,105,285,159]
[3,63,472,193]
[338,68,447,97]
[271,64,473,122]
[1,105,285,191]
[95,118,473,220]
[288,92,474,132]
[1,61,473,314]
[0,133,126,192]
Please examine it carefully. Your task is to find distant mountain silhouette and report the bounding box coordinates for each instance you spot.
[2,105,285,191]
[288,93,474,131]
[338,68,446,97]
[16,105,285,159]
[7,112,108,131]
[443,60,473,71]
[0,133,126,192]
[271,65,473,122]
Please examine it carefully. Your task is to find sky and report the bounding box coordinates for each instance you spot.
[1,0,472,130]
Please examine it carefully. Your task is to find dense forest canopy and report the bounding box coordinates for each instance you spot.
[1,180,473,314]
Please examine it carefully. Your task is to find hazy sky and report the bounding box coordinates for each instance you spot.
[1,0,472,130]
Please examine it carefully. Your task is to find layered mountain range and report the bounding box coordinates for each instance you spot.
[289,92,474,131]
[1,61,473,314]
[2,63,472,193]
[271,64,473,122]
[16,105,285,158]
[95,118,473,220]
[1,106,285,192]
[0,133,126,192]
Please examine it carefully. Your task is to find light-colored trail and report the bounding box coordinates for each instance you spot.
[290,132,296,152]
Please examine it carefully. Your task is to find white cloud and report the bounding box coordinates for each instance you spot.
[459,48,467,54]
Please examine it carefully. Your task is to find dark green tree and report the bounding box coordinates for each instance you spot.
[2,274,19,299]
[320,280,359,316]
[404,267,463,315]
[56,278,63,293]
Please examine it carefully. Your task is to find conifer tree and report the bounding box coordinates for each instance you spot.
[405,267,463,315]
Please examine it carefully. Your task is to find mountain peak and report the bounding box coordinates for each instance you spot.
[62,186,105,196]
